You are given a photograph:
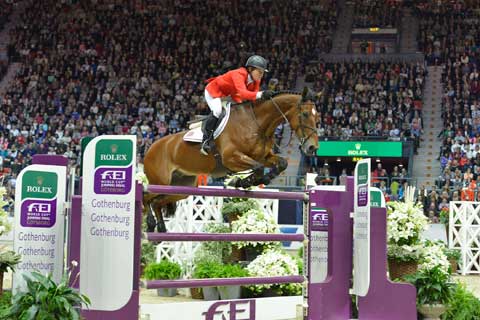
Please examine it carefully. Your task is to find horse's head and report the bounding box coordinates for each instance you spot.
[289,88,319,156]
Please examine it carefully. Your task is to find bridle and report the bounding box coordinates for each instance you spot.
[270,96,317,149]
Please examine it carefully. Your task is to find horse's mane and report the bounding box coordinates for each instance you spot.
[231,90,302,108]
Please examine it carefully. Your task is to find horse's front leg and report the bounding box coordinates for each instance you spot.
[260,152,288,185]
[223,151,265,188]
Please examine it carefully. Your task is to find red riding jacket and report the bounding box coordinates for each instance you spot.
[205,67,261,103]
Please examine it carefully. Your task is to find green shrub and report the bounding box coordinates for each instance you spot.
[217,264,248,278]
[404,266,454,305]
[193,260,223,279]
[442,283,480,320]
[144,260,182,280]
[141,241,157,269]
[0,291,12,315]
[197,223,232,264]
[222,198,259,220]
[1,270,90,320]
[0,251,21,273]
[443,248,461,262]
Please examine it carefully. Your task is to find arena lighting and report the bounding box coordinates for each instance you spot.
[376,158,381,162]
[324,161,329,166]
[369,27,380,32]
[336,157,341,162]
[399,164,403,167]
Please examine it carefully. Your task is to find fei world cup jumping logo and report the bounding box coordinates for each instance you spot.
[311,208,328,231]
[202,300,256,320]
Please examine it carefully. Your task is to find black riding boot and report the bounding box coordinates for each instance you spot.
[200,115,219,155]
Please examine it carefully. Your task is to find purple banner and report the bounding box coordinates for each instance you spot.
[94,166,132,195]
[357,185,368,206]
[20,199,57,228]
[311,208,328,231]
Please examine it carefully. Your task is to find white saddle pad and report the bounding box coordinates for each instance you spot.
[183,103,231,143]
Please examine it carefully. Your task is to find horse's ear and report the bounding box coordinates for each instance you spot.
[302,87,309,100]
[301,87,314,102]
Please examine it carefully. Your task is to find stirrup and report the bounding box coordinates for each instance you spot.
[200,139,211,155]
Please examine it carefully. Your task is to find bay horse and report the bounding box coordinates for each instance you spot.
[143,89,319,232]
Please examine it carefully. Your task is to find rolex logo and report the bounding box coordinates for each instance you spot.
[36,176,44,186]
[355,143,361,150]
[111,144,118,153]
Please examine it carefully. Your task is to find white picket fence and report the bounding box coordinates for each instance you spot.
[449,201,480,275]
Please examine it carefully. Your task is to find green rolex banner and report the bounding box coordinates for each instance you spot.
[13,165,67,293]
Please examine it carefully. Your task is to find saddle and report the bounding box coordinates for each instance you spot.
[183,102,231,143]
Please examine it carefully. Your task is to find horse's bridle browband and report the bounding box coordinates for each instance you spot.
[269,96,317,149]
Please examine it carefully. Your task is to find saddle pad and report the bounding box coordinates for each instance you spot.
[183,103,231,143]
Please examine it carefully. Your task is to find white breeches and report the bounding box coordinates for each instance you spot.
[205,89,223,118]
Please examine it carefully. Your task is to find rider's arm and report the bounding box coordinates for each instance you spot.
[231,72,259,101]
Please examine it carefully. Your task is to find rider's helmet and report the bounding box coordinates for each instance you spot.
[245,55,269,72]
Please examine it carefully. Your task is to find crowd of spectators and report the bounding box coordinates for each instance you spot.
[0,1,13,81]
[304,60,426,143]
[416,0,480,65]
[419,1,480,221]
[352,0,402,29]
[0,1,12,32]
[0,0,338,210]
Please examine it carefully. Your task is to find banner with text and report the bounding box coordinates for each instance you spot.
[80,135,136,311]
[13,165,67,293]
[317,141,402,157]
[352,158,371,296]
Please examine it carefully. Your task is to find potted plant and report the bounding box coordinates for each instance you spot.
[404,266,454,320]
[201,222,233,263]
[443,247,461,274]
[0,250,21,295]
[442,283,480,319]
[217,264,248,300]
[193,260,223,300]
[189,223,233,299]
[231,208,280,261]
[144,259,182,297]
[3,261,90,319]
[246,249,302,297]
[140,241,157,277]
[439,207,449,226]
[221,198,259,224]
[221,198,255,261]
[386,186,429,279]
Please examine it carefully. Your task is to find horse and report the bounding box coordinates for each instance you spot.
[143,88,319,232]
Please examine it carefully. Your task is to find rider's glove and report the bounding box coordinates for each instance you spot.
[261,90,275,99]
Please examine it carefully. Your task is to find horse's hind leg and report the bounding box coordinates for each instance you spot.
[143,193,159,232]
[151,173,198,233]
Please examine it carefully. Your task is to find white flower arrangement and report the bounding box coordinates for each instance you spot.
[246,249,302,295]
[0,188,12,237]
[387,186,429,261]
[135,171,149,187]
[231,208,279,248]
[419,241,451,275]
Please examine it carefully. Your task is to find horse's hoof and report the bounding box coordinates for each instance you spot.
[146,214,157,232]
[261,176,271,185]
[239,179,252,189]
[227,177,240,188]
[157,222,167,233]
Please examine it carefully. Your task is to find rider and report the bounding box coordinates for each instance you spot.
[200,55,275,155]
